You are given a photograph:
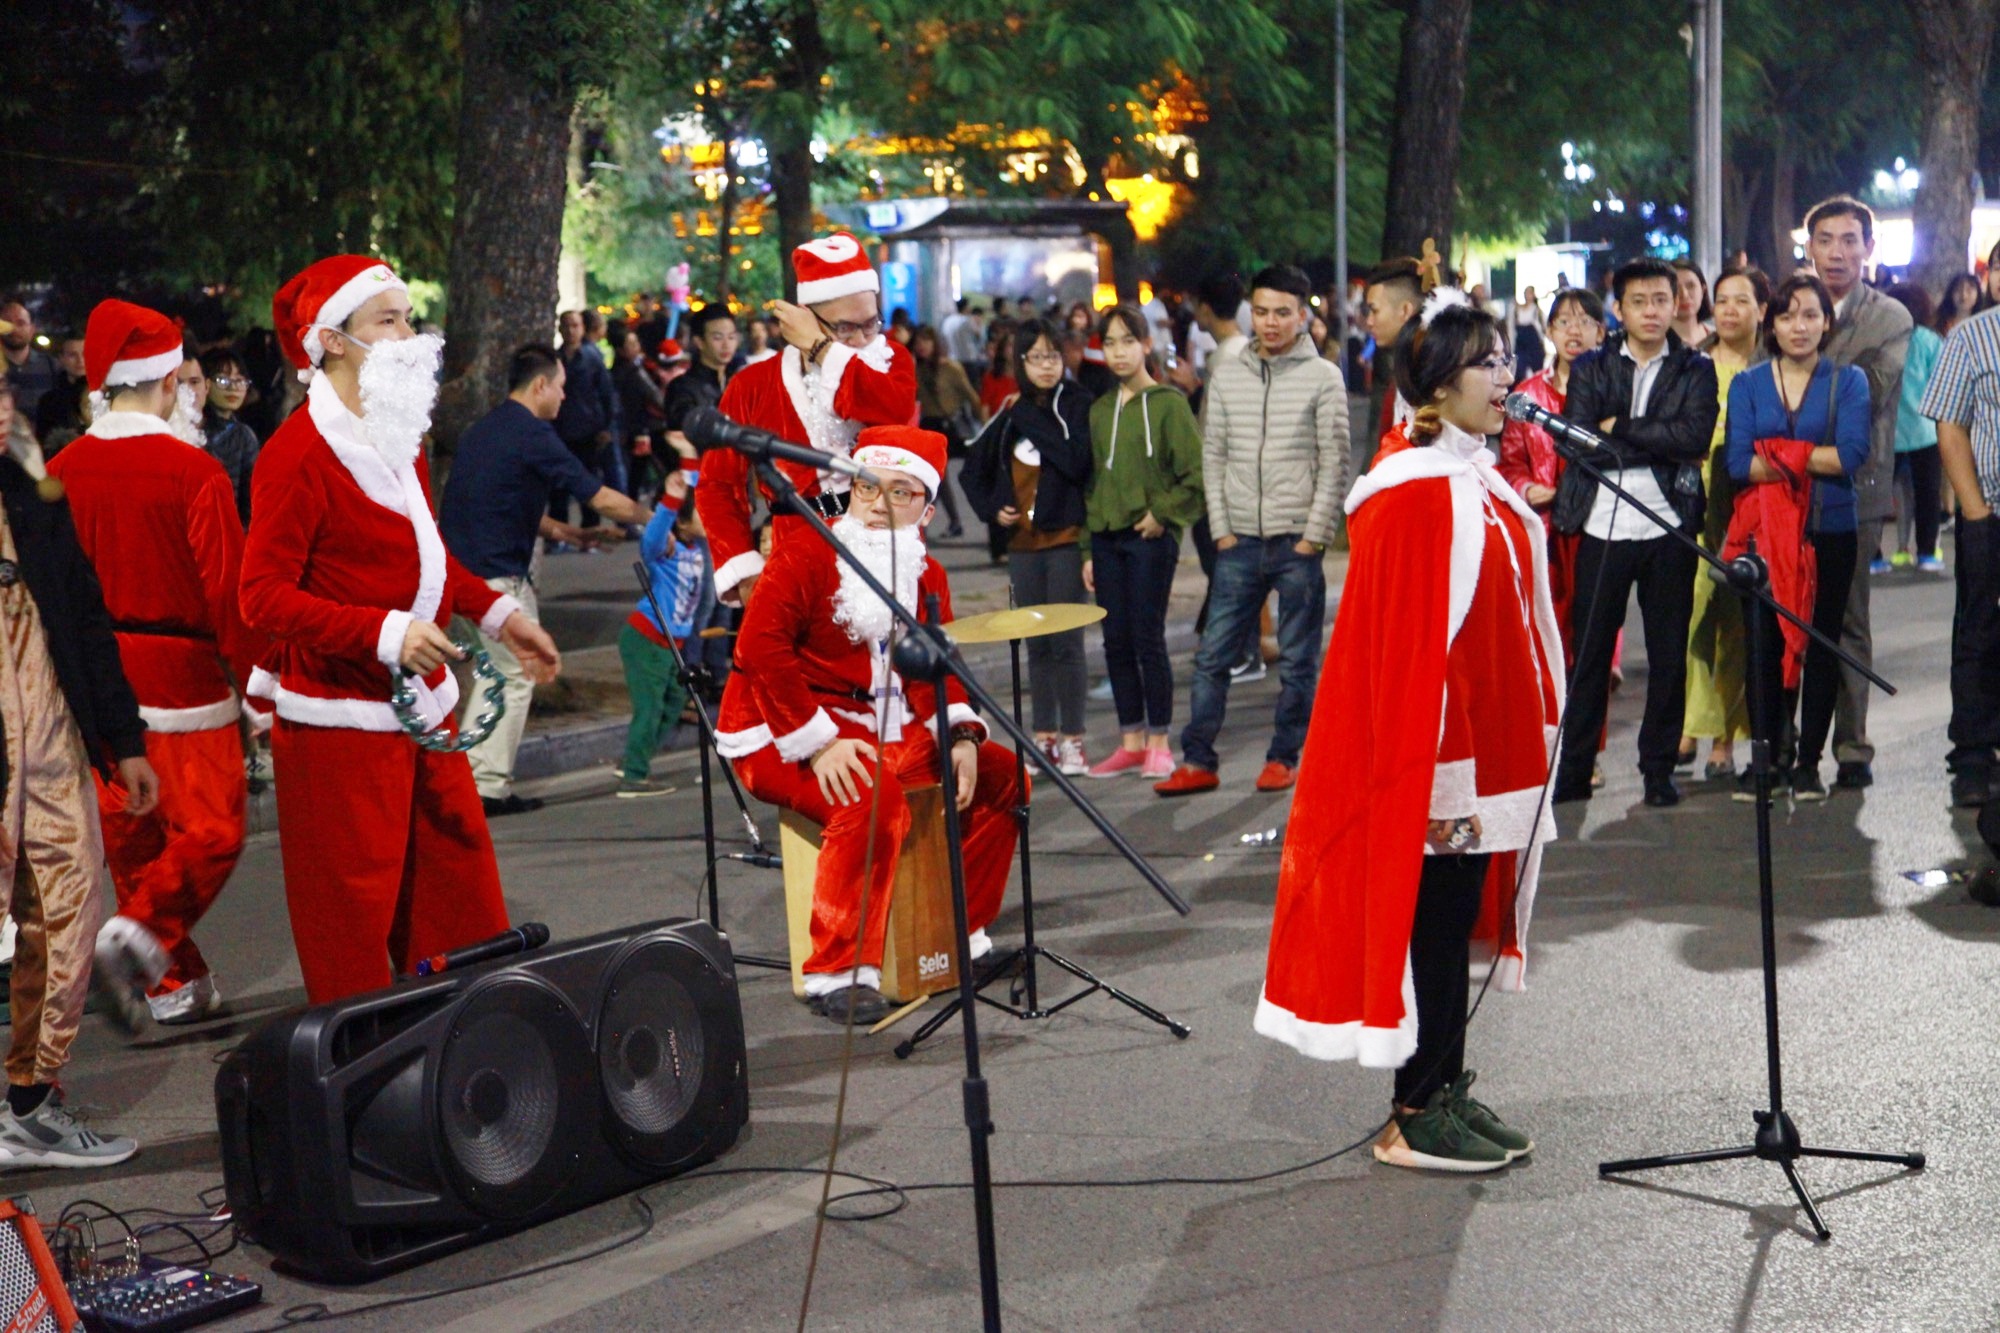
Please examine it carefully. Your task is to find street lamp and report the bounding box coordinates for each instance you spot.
[1561,142,1596,246]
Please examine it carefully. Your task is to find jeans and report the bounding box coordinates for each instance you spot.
[1746,529,1857,771]
[1008,544,1088,734]
[1091,528,1179,731]
[1180,536,1327,770]
[1393,852,1490,1109]
[1949,516,2000,776]
[1559,533,1698,788]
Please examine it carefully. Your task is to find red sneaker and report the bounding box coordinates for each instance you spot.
[1154,764,1220,797]
[1254,761,1296,792]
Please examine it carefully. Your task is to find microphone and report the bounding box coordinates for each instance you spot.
[726,850,783,870]
[682,405,882,485]
[1503,393,1610,452]
[407,922,550,979]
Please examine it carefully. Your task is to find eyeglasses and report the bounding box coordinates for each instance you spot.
[1471,354,1515,378]
[1550,314,1599,331]
[851,479,927,508]
[816,312,884,341]
[1023,351,1064,366]
[211,375,247,390]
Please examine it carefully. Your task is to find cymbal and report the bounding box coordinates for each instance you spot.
[947,602,1106,644]
[698,626,738,639]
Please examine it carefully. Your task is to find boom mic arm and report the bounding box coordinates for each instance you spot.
[682,405,881,485]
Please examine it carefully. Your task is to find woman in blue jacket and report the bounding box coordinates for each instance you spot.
[1724,274,1871,801]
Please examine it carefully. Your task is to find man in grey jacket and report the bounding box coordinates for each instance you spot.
[1155,264,1350,797]
[1809,196,1910,790]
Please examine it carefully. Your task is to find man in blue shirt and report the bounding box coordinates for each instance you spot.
[441,344,649,815]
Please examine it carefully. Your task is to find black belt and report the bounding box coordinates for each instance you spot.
[810,683,875,705]
[802,490,851,520]
[113,621,214,642]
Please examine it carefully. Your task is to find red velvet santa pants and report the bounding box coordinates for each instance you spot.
[95,726,246,990]
[736,733,1020,978]
[271,721,510,1005]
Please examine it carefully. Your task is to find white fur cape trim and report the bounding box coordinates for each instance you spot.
[84,411,187,443]
[712,550,766,604]
[1252,958,1419,1067]
[138,697,239,733]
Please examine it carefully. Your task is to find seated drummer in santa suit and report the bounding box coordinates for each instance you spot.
[716,426,1021,1025]
[239,255,562,1005]
[696,231,917,608]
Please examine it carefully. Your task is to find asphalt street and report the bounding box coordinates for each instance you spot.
[26,546,2000,1332]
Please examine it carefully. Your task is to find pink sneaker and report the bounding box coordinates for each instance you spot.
[1087,747,1145,779]
[1140,747,1175,780]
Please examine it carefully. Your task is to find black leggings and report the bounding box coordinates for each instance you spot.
[1394,852,1491,1109]
[1747,529,1857,770]
[1892,447,1942,558]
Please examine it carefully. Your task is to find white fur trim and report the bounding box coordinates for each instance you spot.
[945,703,984,739]
[101,346,185,392]
[307,372,445,625]
[265,671,459,732]
[779,347,862,468]
[712,549,766,603]
[1419,286,1471,328]
[1428,756,1477,821]
[714,723,772,759]
[853,443,941,499]
[137,697,239,733]
[245,666,277,701]
[83,410,181,442]
[376,610,414,670]
[773,709,840,763]
[479,595,524,639]
[801,964,883,997]
[968,929,992,960]
[813,338,895,415]
[795,269,881,307]
[1252,957,1420,1068]
[301,265,407,365]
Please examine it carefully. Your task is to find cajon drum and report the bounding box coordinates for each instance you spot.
[779,783,960,1003]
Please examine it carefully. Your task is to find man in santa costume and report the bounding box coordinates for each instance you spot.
[716,425,1019,1024]
[1256,298,1561,1173]
[695,231,917,607]
[47,299,268,1031]
[240,255,560,1005]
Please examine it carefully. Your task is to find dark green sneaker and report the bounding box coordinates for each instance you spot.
[1373,1089,1510,1173]
[1443,1070,1532,1161]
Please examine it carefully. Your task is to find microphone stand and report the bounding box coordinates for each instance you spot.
[747,449,1190,1332]
[632,559,785,973]
[1540,430,1924,1238]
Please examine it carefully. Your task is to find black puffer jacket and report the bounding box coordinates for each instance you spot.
[0,457,145,776]
[959,380,1094,533]
[1554,330,1719,535]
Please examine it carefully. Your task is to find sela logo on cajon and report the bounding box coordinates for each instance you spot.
[918,952,951,979]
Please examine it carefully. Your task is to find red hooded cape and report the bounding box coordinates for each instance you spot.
[1255,422,1564,1068]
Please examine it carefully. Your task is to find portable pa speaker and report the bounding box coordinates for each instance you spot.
[0,1198,77,1332]
[215,918,748,1283]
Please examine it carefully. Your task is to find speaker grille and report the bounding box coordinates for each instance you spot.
[435,977,589,1218]
[600,959,705,1136]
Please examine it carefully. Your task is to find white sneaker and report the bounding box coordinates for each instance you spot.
[968,929,993,961]
[0,1095,136,1169]
[93,916,169,1034]
[147,974,222,1025]
[1056,736,1089,776]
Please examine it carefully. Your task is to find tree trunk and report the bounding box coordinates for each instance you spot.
[769,2,829,301]
[1908,0,2000,295]
[717,137,737,308]
[1379,0,1473,261]
[1767,128,1798,278]
[435,0,571,454]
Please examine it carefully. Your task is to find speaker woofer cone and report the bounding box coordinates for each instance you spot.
[597,938,731,1165]
[436,977,590,1218]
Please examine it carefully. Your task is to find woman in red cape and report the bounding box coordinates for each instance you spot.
[1255,298,1565,1173]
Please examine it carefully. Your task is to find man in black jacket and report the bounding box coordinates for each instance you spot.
[553,309,623,530]
[0,456,156,1166]
[1553,257,1719,807]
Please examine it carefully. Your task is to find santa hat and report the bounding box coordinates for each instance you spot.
[83,299,184,393]
[1083,336,1106,365]
[273,254,409,372]
[793,232,879,307]
[659,338,690,363]
[853,425,946,500]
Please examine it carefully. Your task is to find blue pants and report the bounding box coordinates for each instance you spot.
[1092,528,1180,731]
[1180,536,1327,770]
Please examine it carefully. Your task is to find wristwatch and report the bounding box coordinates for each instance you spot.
[949,723,983,749]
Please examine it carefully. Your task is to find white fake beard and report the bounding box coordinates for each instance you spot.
[168,383,205,447]
[355,332,444,469]
[829,515,927,646]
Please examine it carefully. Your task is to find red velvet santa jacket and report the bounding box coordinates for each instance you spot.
[1255,421,1563,1069]
[713,531,979,763]
[47,414,269,733]
[239,374,521,732]
[696,338,917,603]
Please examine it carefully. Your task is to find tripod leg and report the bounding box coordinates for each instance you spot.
[1599,1145,1757,1175]
[1778,1157,1831,1240]
[1796,1146,1927,1170]
[895,993,967,1059]
[1033,949,1190,1037]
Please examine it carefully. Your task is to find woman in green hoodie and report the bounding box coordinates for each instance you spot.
[1082,304,1205,779]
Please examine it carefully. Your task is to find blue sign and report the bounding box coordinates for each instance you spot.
[881,261,916,319]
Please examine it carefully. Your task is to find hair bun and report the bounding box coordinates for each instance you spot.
[1411,403,1444,445]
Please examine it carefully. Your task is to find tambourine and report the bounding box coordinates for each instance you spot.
[390,633,507,753]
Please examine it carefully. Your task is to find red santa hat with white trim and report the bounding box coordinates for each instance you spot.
[273,254,409,374]
[83,299,184,394]
[852,424,947,501]
[793,232,879,307]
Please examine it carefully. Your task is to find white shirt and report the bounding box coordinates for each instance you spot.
[1583,340,1679,541]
